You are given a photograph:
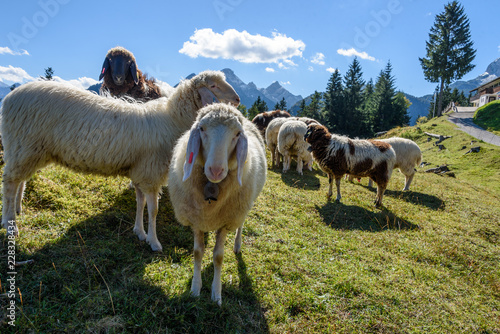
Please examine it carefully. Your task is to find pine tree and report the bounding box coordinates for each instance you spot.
[278,97,287,111]
[41,67,54,80]
[300,91,323,121]
[342,57,365,136]
[323,69,344,132]
[360,78,375,136]
[247,96,268,120]
[419,1,476,116]
[297,99,306,117]
[371,62,397,133]
[392,92,411,127]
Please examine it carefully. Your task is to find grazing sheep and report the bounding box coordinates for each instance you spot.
[252,109,291,137]
[99,46,165,101]
[349,137,422,191]
[266,116,318,168]
[1,70,240,251]
[304,123,396,207]
[277,120,313,175]
[168,103,267,305]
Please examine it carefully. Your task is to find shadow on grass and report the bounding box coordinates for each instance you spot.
[268,160,322,191]
[349,182,445,211]
[0,188,269,333]
[316,201,421,231]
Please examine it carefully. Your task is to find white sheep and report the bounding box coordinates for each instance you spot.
[304,123,396,207]
[1,70,240,252]
[265,116,318,168]
[277,120,313,175]
[168,103,267,305]
[349,137,422,191]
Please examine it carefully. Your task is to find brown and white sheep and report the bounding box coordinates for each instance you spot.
[98,46,163,102]
[348,137,422,191]
[252,110,291,137]
[304,123,396,207]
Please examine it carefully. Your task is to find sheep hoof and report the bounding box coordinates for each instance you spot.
[147,238,163,252]
[133,227,147,241]
[335,199,341,203]
[5,225,19,237]
[211,293,222,306]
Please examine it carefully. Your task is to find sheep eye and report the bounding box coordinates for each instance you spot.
[200,127,205,132]
[210,85,217,89]
[236,131,241,137]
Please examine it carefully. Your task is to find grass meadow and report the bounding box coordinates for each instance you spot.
[0,115,499,333]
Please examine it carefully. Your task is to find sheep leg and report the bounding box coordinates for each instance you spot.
[368,179,374,188]
[374,183,387,207]
[234,226,243,253]
[2,180,21,236]
[212,228,228,306]
[335,177,342,202]
[403,173,414,191]
[274,148,281,168]
[327,175,333,199]
[297,159,303,175]
[145,192,162,252]
[133,186,147,241]
[270,146,276,169]
[191,228,205,297]
[15,181,26,215]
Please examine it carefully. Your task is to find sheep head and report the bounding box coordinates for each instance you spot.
[191,71,240,108]
[99,46,139,86]
[183,104,248,186]
[304,123,330,145]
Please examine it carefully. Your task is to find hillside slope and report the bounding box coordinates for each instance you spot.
[0,114,498,332]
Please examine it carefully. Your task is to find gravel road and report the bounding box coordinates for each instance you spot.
[446,112,500,146]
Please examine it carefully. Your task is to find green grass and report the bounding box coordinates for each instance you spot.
[1,116,499,333]
[474,100,500,136]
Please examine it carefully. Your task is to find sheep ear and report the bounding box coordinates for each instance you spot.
[183,126,201,182]
[236,132,248,186]
[99,58,109,80]
[130,61,139,85]
[198,87,219,107]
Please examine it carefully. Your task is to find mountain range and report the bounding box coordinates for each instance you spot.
[182,68,303,110]
[2,58,499,126]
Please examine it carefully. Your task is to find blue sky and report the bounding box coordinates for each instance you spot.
[1,0,498,99]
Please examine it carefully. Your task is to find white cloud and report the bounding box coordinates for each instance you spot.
[179,28,305,65]
[0,65,35,83]
[308,66,314,72]
[337,48,376,61]
[0,46,29,56]
[498,45,500,52]
[326,67,336,73]
[281,81,291,85]
[311,52,325,65]
[265,67,275,72]
[53,76,99,90]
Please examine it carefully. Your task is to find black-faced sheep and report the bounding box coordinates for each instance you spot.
[252,109,291,137]
[1,70,240,251]
[277,120,313,175]
[99,46,164,102]
[304,123,396,207]
[168,103,267,305]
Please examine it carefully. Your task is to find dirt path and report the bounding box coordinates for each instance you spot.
[447,112,500,146]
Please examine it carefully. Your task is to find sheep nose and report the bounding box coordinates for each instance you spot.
[232,96,240,107]
[114,75,124,85]
[209,166,224,181]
